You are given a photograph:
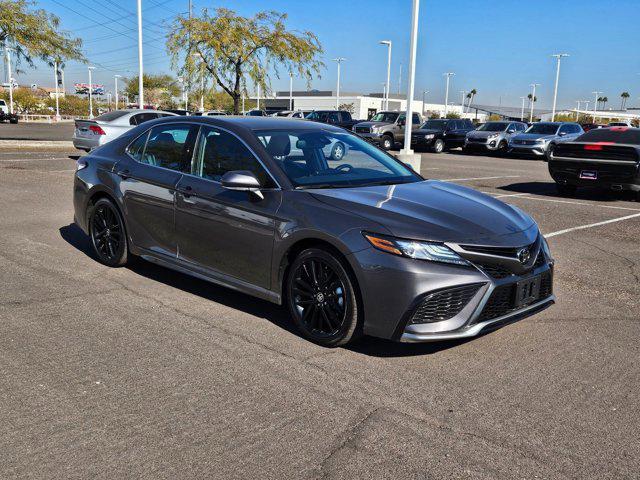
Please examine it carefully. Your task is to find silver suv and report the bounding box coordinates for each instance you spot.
[353,111,423,150]
[509,122,584,158]
[464,121,527,155]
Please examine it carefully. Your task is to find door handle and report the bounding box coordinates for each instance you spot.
[116,169,130,178]
[176,185,193,197]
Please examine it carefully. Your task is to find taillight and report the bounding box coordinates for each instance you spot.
[584,144,602,151]
[89,125,106,135]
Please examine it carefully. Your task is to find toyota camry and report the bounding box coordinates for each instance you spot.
[73,116,555,347]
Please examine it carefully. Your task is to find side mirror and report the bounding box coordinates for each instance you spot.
[507,129,515,134]
[558,131,567,136]
[221,170,264,199]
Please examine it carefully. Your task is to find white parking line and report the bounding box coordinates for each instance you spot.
[545,213,640,238]
[441,175,520,182]
[488,193,640,212]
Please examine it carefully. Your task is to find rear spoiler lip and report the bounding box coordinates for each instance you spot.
[549,155,638,164]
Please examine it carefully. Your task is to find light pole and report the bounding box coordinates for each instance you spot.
[379,40,392,110]
[288,71,294,111]
[333,57,346,110]
[88,66,95,119]
[592,90,602,122]
[550,53,569,121]
[520,96,526,121]
[4,43,14,114]
[398,62,402,95]
[443,72,455,117]
[399,0,420,161]
[460,90,466,117]
[256,83,260,110]
[114,74,121,110]
[529,83,540,122]
[575,100,581,120]
[422,90,429,114]
[53,60,61,121]
[136,0,144,108]
[199,69,204,112]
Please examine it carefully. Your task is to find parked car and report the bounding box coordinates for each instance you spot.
[549,127,640,199]
[196,110,228,116]
[72,109,178,152]
[464,121,528,155]
[245,109,268,116]
[608,121,633,127]
[580,123,606,132]
[165,109,192,116]
[411,118,476,153]
[0,99,19,124]
[509,122,584,158]
[352,111,423,150]
[305,110,360,130]
[272,110,306,119]
[73,116,555,347]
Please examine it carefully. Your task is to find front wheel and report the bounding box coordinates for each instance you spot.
[89,198,130,267]
[497,140,508,155]
[330,142,345,160]
[286,248,360,347]
[381,135,394,151]
[432,139,445,153]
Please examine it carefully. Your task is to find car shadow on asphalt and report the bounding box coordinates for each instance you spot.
[60,223,474,357]
[498,181,636,203]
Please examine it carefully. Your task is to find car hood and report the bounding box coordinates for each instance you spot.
[467,130,502,139]
[310,180,537,246]
[513,133,557,141]
[355,121,392,128]
[412,128,445,136]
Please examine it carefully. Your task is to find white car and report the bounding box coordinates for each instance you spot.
[272,110,306,119]
[196,110,228,116]
[72,109,177,152]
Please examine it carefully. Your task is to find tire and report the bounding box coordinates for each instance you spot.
[432,139,445,153]
[381,135,394,151]
[556,183,577,196]
[497,140,508,156]
[286,248,361,347]
[546,143,556,160]
[88,197,130,267]
[331,142,345,161]
[9,118,18,124]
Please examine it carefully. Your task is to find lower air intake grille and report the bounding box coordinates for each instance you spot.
[410,283,484,324]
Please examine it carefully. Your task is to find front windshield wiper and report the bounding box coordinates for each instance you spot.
[295,183,355,190]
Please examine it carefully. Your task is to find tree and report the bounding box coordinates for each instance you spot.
[602,96,608,109]
[620,91,630,110]
[338,102,355,114]
[124,74,181,107]
[445,112,461,119]
[465,88,477,112]
[167,8,324,114]
[0,0,84,71]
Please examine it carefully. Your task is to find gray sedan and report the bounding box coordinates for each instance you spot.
[72,109,178,152]
[72,116,555,346]
[509,122,584,157]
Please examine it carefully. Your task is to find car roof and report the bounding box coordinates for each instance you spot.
[158,115,346,133]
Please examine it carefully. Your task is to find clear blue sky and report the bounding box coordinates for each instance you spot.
[10,0,640,109]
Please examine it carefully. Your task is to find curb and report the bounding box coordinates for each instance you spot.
[0,140,75,150]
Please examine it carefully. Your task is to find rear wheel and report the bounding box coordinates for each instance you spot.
[381,135,394,151]
[331,142,345,160]
[432,139,445,153]
[556,183,577,196]
[286,248,360,347]
[89,198,130,267]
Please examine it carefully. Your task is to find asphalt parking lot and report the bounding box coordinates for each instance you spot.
[1,146,638,479]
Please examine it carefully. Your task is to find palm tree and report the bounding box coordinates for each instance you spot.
[602,96,608,109]
[597,96,604,109]
[465,88,477,112]
[620,91,630,110]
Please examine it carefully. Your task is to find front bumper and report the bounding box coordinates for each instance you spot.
[509,143,547,156]
[465,138,501,151]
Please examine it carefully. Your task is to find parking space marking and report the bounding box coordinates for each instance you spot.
[491,194,640,212]
[545,212,640,238]
[441,175,521,182]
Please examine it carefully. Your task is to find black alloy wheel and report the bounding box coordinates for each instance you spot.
[89,198,129,267]
[286,248,360,347]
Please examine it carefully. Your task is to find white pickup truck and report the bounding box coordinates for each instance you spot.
[0,99,19,124]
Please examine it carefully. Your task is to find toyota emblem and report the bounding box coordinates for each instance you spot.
[517,247,531,265]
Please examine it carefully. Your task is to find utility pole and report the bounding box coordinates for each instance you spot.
[257,83,260,110]
[398,0,420,165]
[520,96,526,121]
[333,57,346,110]
[200,65,204,112]
[460,90,465,117]
[88,66,95,119]
[288,71,294,110]
[550,53,569,121]
[422,90,429,114]
[114,74,122,110]
[443,72,455,117]
[592,90,602,122]
[53,60,61,121]
[529,83,540,122]
[137,0,144,108]
[575,100,581,120]
[4,43,14,114]
[398,63,402,95]
[379,40,392,110]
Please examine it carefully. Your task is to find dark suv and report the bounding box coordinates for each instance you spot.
[305,110,360,130]
[411,118,476,153]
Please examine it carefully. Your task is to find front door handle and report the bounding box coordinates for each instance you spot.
[176,185,193,197]
[116,169,130,178]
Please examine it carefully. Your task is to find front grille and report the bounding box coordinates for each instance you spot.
[467,137,487,143]
[410,283,484,324]
[513,139,538,145]
[474,251,546,279]
[355,126,370,134]
[475,270,553,323]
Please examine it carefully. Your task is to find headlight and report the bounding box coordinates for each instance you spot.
[363,232,469,266]
[541,235,554,262]
[488,133,499,139]
[371,126,379,133]
[424,134,435,140]
[536,138,548,144]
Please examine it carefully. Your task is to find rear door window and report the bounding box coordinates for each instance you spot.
[130,112,158,126]
[134,123,198,171]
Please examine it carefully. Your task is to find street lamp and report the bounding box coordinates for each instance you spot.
[550,53,569,121]
[288,71,295,111]
[191,53,205,112]
[136,0,144,108]
[88,66,96,119]
[592,90,602,122]
[333,57,346,110]
[575,100,581,120]
[4,44,14,114]
[529,83,540,122]
[114,74,122,110]
[520,96,526,121]
[379,40,392,110]
[53,60,61,121]
[443,72,455,117]
[398,0,420,162]
[460,90,466,117]
[422,90,429,114]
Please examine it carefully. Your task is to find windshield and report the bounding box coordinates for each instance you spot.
[95,110,129,122]
[421,120,448,131]
[525,123,559,135]
[254,129,421,188]
[477,122,509,132]
[370,112,399,123]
